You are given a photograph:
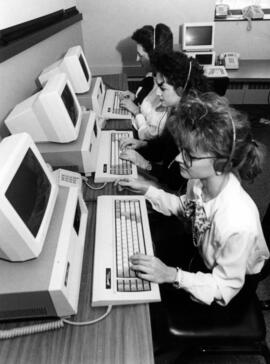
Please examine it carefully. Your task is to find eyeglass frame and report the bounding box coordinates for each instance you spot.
[178,148,218,168]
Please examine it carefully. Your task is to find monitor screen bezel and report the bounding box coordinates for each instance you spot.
[0,133,58,261]
[182,22,215,52]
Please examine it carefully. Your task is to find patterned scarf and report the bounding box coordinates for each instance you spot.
[184,199,211,246]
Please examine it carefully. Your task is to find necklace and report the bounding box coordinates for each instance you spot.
[192,174,230,246]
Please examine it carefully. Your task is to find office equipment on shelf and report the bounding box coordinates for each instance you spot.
[215,3,230,18]
[186,51,216,66]
[37,110,101,176]
[219,52,240,70]
[87,77,132,120]
[92,195,161,306]
[204,65,228,78]
[0,183,88,321]
[5,73,82,143]
[38,45,91,94]
[94,130,137,183]
[182,22,215,52]
[0,133,58,262]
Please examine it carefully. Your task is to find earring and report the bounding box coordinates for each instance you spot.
[216,171,222,176]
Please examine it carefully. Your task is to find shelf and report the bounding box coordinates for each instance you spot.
[0,7,82,63]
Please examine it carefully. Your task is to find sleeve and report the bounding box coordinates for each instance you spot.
[136,110,167,141]
[178,230,255,306]
[145,186,185,216]
[138,127,170,162]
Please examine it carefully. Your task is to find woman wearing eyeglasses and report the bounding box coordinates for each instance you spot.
[115,91,269,308]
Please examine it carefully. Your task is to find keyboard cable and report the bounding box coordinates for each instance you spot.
[0,306,113,339]
[63,305,113,326]
[82,176,107,190]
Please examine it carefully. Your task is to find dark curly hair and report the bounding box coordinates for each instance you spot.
[150,51,209,95]
[131,23,173,55]
[169,91,262,181]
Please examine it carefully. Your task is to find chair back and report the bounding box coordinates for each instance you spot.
[258,203,270,281]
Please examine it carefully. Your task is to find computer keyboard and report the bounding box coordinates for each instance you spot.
[94,130,137,183]
[92,195,161,306]
[102,89,132,119]
[115,199,150,292]
[110,132,132,175]
[111,91,130,115]
[203,65,228,78]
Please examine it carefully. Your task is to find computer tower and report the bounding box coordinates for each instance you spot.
[0,184,88,321]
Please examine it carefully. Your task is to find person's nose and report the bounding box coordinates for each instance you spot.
[156,87,162,97]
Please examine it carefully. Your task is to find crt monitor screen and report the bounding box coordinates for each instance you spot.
[182,22,214,51]
[38,45,91,94]
[5,73,82,143]
[61,84,79,127]
[0,132,58,262]
[79,54,90,83]
[5,149,51,238]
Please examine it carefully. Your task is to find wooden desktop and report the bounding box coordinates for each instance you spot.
[0,75,155,364]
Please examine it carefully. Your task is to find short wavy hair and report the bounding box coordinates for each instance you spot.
[169,91,262,181]
[150,51,209,95]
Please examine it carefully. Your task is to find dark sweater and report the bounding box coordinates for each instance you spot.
[139,125,186,192]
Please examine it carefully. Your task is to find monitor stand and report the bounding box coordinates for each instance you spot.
[0,184,88,322]
[37,110,101,176]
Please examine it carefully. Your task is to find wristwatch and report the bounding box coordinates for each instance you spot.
[172,267,182,289]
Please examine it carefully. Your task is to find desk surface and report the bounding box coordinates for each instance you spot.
[227,60,270,82]
[0,75,154,364]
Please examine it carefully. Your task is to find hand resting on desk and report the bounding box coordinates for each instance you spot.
[130,253,176,284]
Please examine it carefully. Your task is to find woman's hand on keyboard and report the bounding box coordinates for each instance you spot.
[129,253,176,284]
[119,149,151,170]
[120,90,135,101]
[114,176,153,194]
[120,98,139,116]
[120,138,147,150]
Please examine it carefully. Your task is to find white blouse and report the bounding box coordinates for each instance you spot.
[145,173,269,306]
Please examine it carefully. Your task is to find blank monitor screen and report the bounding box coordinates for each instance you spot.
[79,55,90,82]
[195,53,214,65]
[182,23,214,51]
[5,149,51,238]
[186,26,212,47]
[61,85,79,127]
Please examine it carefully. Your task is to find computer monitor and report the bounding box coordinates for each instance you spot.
[38,45,91,94]
[182,22,215,52]
[186,51,216,66]
[0,132,58,262]
[5,73,82,143]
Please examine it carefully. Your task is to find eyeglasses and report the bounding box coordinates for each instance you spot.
[179,148,217,168]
